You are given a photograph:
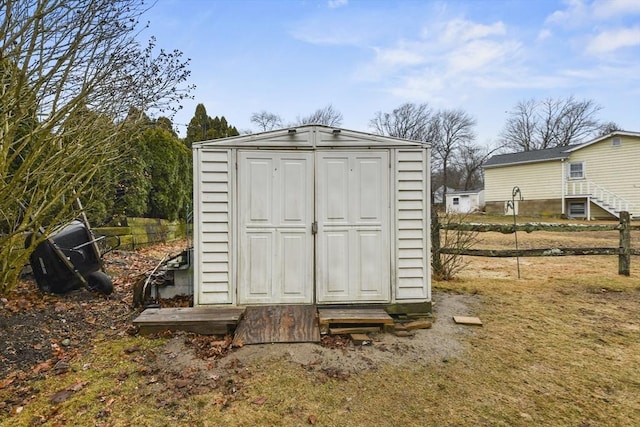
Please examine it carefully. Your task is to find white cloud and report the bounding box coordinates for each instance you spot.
[537,28,552,41]
[587,26,640,54]
[328,0,348,9]
[447,39,520,73]
[375,46,425,67]
[441,19,506,44]
[592,0,640,19]
[545,0,589,27]
[546,0,640,26]
[388,72,447,103]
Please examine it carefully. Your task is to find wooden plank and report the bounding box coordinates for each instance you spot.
[440,222,620,233]
[318,308,394,325]
[440,247,622,257]
[453,316,483,326]
[404,319,432,330]
[232,305,321,345]
[133,307,244,335]
[385,302,432,316]
[350,333,372,345]
[329,326,380,335]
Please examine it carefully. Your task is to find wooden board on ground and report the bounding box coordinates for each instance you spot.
[350,333,372,345]
[453,316,483,326]
[329,326,381,335]
[232,305,321,346]
[404,319,432,330]
[133,307,245,335]
[318,308,394,334]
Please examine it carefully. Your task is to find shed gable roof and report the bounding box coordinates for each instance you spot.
[192,124,427,149]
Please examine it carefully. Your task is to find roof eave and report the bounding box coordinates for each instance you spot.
[483,156,568,169]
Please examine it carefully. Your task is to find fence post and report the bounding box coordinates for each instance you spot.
[619,211,630,276]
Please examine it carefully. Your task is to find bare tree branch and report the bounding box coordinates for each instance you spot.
[501,96,603,152]
[250,110,283,131]
[0,0,193,292]
[296,104,343,127]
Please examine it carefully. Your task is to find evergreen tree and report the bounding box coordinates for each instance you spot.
[184,104,239,146]
[185,103,211,146]
[141,127,191,220]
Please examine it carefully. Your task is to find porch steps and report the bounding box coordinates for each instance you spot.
[591,198,621,218]
[317,308,394,335]
[133,306,245,335]
[567,180,638,218]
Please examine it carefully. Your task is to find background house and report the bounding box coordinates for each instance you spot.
[445,189,485,214]
[483,131,640,220]
[191,125,431,311]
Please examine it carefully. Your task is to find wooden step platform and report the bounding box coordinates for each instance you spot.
[318,308,394,335]
[232,305,321,346]
[133,307,245,335]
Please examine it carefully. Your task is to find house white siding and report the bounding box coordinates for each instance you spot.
[483,132,640,218]
[484,160,563,202]
[567,136,640,212]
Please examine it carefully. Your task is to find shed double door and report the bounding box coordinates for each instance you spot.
[238,150,389,304]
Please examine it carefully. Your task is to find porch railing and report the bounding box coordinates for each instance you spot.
[566,180,634,213]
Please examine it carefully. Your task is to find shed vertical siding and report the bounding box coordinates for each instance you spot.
[395,149,429,300]
[196,149,233,304]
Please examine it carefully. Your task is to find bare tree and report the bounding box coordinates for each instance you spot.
[431,109,476,197]
[431,210,479,281]
[296,104,343,127]
[501,96,603,152]
[250,110,283,131]
[0,0,193,292]
[370,103,479,280]
[369,102,436,142]
[455,141,500,190]
[597,121,621,136]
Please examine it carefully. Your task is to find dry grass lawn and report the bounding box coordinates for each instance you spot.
[2,225,640,426]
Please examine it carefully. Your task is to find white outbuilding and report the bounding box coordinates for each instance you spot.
[191,125,431,313]
[445,189,485,214]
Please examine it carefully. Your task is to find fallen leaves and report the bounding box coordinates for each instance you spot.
[185,334,234,360]
[50,381,87,404]
[252,396,267,405]
[32,361,53,375]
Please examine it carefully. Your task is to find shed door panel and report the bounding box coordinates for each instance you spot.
[316,152,390,303]
[238,152,313,304]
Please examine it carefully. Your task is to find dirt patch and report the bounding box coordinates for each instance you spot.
[149,291,480,380]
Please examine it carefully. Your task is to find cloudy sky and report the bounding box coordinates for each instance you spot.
[144,0,640,144]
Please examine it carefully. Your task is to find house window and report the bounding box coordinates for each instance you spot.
[612,137,621,147]
[568,162,585,179]
[452,197,459,205]
[569,202,586,217]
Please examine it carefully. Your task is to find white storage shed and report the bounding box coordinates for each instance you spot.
[192,125,431,312]
[446,189,485,214]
